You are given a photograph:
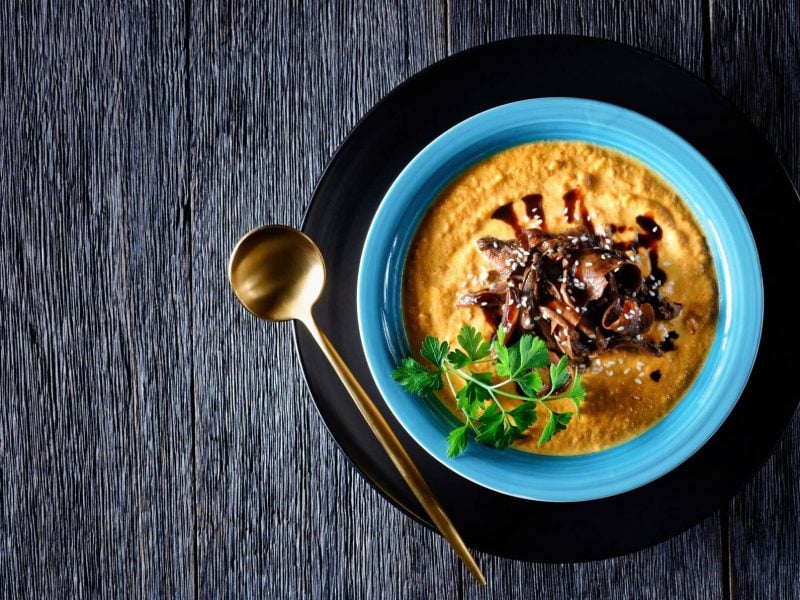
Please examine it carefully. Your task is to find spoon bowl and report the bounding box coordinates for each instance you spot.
[229,225,325,322]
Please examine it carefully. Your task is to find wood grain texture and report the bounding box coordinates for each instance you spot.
[710,1,800,598]
[448,0,708,75]
[0,0,194,598]
[449,2,724,599]
[188,1,453,597]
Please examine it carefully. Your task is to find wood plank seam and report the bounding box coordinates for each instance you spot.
[183,0,200,598]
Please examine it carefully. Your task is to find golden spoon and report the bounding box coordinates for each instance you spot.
[228,225,486,585]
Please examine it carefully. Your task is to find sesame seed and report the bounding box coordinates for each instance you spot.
[480,302,488,307]
[606,370,614,376]
[585,262,593,266]
[623,368,631,374]
[634,378,642,385]
[556,308,562,314]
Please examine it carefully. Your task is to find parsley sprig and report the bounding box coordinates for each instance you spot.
[392,325,586,457]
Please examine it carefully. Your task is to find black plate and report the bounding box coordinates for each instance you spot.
[295,36,800,562]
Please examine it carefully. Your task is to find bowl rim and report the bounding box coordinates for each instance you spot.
[356,97,764,502]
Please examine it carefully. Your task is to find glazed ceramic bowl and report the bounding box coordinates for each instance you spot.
[357,98,763,502]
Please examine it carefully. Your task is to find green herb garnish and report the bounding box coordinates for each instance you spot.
[392,324,586,457]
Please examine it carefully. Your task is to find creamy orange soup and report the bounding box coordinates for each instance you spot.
[403,141,718,455]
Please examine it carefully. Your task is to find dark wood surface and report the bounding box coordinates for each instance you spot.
[2,1,797,598]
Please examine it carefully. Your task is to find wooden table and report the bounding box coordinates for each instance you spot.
[3,1,798,597]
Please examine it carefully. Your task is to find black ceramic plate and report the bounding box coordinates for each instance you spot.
[295,36,800,562]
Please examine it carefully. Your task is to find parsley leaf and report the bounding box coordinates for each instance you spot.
[475,403,505,446]
[509,402,538,431]
[495,343,519,378]
[538,410,573,446]
[456,324,491,361]
[564,371,586,414]
[517,370,543,397]
[549,354,570,392]
[496,333,548,379]
[391,358,442,395]
[446,425,469,458]
[446,348,471,369]
[455,372,492,411]
[421,336,449,368]
[518,335,550,371]
[492,326,507,366]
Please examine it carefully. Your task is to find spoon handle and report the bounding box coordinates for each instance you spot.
[302,317,486,586]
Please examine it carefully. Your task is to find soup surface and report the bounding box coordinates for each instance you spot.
[402,141,718,455]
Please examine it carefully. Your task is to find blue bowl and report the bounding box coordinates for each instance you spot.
[357,98,763,502]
